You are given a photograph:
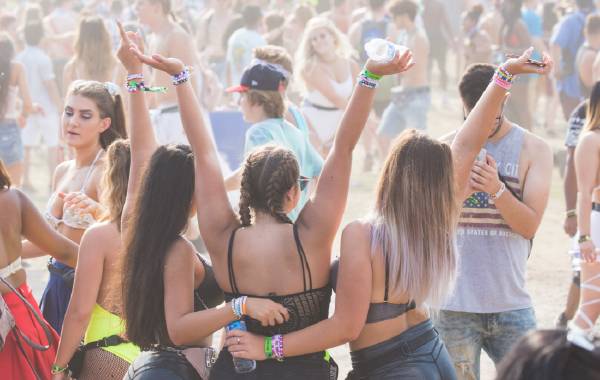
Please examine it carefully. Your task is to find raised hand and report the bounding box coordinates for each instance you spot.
[365,48,415,77]
[129,51,185,77]
[116,21,144,74]
[503,47,553,76]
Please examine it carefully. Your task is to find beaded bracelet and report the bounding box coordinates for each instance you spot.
[124,79,167,94]
[493,66,514,90]
[172,67,191,86]
[272,334,284,361]
[264,336,273,359]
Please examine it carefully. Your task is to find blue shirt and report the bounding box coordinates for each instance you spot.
[522,9,542,61]
[244,118,324,221]
[551,10,588,98]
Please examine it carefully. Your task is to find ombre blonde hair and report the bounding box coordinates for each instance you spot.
[370,130,458,308]
[100,139,131,226]
[295,17,356,89]
[584,82,600,132]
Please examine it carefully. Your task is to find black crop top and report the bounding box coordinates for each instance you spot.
[330,247,415,324]
[223,224,332,336]
[194,254,225,311]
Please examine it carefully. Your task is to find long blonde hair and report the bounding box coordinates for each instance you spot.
[72,17,115,82]
[584,82,600,132]
[370,130,458,308]
[100,139,131,226]
[295,17,356,88]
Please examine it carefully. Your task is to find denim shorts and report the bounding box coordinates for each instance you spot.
[0,119,23,165]
[434,308,536,380]
[378,87,431,138]
[347,319,457,380]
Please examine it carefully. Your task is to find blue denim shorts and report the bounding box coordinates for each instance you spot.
[378,87,431,138]
[347,319,457,380]
[0,119,24,165]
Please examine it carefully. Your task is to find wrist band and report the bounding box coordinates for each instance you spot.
[172,67,191,86]
[51,364,68,374]
[125,79,167,94]
[231,298,243,320]
[493,65,514,90]
[361,68,382,80]
[272,334,284,361]
[126,73,144,81]
[358,74,378,89]
[490,182,506,201]
[579,235,592,244]
[264,336,273,359]
[566,209,577,218]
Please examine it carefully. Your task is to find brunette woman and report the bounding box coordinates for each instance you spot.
[226,50,553,380]
[0,159,78,380]
[130,25,415,379]
[115,24,288,380]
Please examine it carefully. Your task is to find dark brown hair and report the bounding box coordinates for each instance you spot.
[239,146,299,226]
[586,14,600,35]
[459,64,495,111]
[67,80,128,149]
[0,160,11,189]
[122,144,195,349]
[389,0,419,22]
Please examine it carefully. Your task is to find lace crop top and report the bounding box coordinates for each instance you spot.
[45,151,102,230]
[224,224,332,337]
[330,245,416,324]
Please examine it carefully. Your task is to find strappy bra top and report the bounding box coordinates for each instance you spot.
[45,151,103,230]
[224,224,332,337]
[330,245,416,324]
[194,254,224,311]
[0,257,23,279]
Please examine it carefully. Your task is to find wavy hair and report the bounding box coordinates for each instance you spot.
[72,17,116,82]
[100,139,131,226]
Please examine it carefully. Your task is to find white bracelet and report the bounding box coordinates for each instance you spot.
[490,182,506,201]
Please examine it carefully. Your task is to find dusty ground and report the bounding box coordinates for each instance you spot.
[22,71,575,379]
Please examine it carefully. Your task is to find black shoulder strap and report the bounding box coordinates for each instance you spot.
[293,224,312,291]
[227,227,243,295]
[384,243,390,303]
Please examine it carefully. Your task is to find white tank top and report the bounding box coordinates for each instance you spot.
[305,68,353,108]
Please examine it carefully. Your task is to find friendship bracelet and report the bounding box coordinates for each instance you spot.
[231,298,243,320]
[264,336,273,359]
[125,79,167,94]
[126,73,144,81]
[51,364,68,375]
[172,67,191,86]
[241,296,247,315]
[272,334,284,361]
[358,75,378,89]
[566,209,577,218]
[361,68,382,81]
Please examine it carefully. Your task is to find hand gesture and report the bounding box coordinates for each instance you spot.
[579,239,597,263]
[365,48,415,77]
[503,47,553,76]
[116,21,144,74]
[244,298,289,327]
[60,192,105,219]
[130,51,186,77]
[225,330,268,360]
[469,155,503,196]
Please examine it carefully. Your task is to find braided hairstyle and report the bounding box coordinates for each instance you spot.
[239,146,299,226]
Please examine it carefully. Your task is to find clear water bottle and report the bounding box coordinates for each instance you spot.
[226,320,256,373]
[364,38,406,63]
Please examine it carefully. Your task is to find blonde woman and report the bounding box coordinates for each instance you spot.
[573,81,600,335]
[63,17,121,91]
[297,17,360,154]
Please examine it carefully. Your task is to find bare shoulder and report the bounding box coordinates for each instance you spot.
[342,220,371,244]
[166,238,196,266]
[579,129,600,148]
[524,130,552,158]
[80,221,119,251]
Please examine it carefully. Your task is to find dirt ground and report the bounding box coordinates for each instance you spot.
[22,71,576,379]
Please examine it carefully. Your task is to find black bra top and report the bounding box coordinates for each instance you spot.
[224,224,332,337]
[330,246,415,324]
[194,254,225,311]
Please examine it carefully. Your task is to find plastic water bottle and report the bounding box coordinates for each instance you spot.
[226,320,256,373]
[364,38,406,63]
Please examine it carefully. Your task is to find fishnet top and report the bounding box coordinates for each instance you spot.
[224,224,332,336]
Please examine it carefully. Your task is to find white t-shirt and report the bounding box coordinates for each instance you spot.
[226,28,266,86]
[16,46,57,114]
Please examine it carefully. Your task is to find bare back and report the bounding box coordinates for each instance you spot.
[0,189,26,292]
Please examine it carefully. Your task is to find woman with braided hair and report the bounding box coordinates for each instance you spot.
[129,28,414,377]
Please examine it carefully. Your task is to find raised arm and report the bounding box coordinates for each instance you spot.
[116,23,158,233]
[576,131,600,262]
[452,48,552,200]
[297,50,414,246]
[128,51,238,255]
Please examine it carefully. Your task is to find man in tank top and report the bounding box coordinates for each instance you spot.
[435,64,553,380]
[377,0,430,153]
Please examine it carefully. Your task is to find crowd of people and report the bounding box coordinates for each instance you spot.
[1,0,600,380]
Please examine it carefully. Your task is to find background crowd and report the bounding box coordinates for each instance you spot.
[1,0,600,379]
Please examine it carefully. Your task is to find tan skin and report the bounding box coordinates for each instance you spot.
[0,187,77,295]
[115,24,289,351]
[573,128,600,331]
[224,50,553,361]
[127,30,417,362]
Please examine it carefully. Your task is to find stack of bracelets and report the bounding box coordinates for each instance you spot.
[493,65,514,90]
[358,68,382,89]
[231,296,247,320]
[124,67,191,93]
[264,334,284,361]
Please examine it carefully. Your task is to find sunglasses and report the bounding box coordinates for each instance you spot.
[298,176,311,191]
